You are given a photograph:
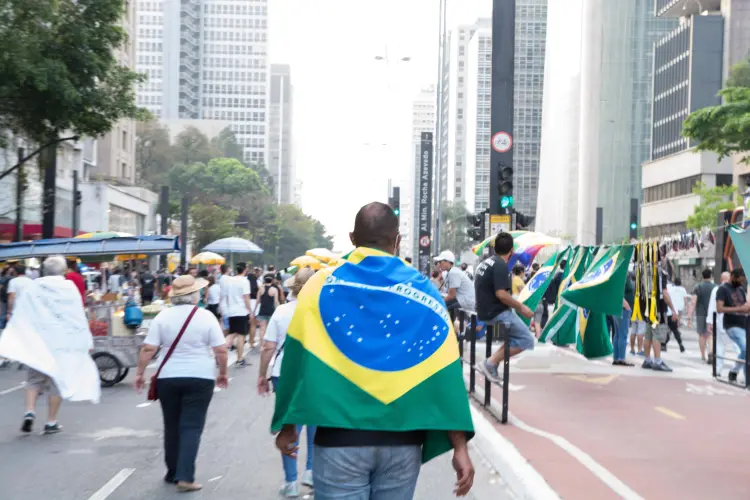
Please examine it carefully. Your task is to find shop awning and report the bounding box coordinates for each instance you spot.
[0,235,180,261]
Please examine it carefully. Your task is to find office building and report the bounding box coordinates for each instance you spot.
[536,0,676,244]
[641,0,748,237]
[462,2,547,216]
[408,86,437,260]
[136,0,269,165]
[268,64,295,204]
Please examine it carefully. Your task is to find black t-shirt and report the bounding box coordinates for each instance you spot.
[314,427,425,448]
[716,282,747,330]
[656,266,670,325]
[140,272,156,293]
[474,255,511,322]
[248,275,259,297]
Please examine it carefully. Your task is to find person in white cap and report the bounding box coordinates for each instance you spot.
[435,250,476,315]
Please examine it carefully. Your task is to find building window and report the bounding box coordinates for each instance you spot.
[122,162,128,179]
[643,175,700,203]
[122,130,127,152]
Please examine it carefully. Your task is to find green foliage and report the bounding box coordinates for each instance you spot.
[190,203,238,251]
[439,200,472,257]
[0,0,147,143]
[727,55,750,88]
[169,158,266,206]
[682,85,750,164]
[211,127,245,163]
[136,121,174,188]
[685,182,737,230]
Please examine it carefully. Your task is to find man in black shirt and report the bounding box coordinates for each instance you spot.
[475,233,534,382]
[716,267,749,383]
[139,265,156,304]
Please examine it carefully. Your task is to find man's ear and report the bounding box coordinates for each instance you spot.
[349,232,356,247]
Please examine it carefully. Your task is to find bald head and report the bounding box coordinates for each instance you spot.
[350,202,400,253]
[721,271,730,283]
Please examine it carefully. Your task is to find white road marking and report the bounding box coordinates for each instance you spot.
[136,402,152,408]
[509,414,644,500]
[470,406,560,499]
[87,468,135,500]
[208,476,223,482]
[685,383,739,396]
[0,382,25,396]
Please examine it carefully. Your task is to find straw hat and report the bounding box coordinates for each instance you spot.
[169,275,208,297]
[284,267,316,290]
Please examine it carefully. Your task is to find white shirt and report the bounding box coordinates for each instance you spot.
[207,284,221,305]
[144,305,225,380]
[264,299,297,378]
[221,275,250,317]
[108,274,121,293]
[707,285,724,333]
[8,275,33,300]
[670,285,689,313]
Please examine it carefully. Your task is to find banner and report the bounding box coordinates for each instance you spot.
[0,277,100,403]
[563,244,634,316]
[418,132,434,275]
[517,248,569,326]
[575,308,612,358]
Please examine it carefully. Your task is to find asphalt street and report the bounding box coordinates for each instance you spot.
[0,348,513,500]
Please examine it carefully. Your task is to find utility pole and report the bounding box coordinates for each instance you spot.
[72,170,81,237]
[433,0,448,252]
[489,0,516,216]
[14,147,25,242]
[41,144,58,239]
[159,186,170,270]
[180,196,189,269]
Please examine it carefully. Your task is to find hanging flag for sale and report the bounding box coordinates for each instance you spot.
[575,308,613,358]
[563,244,634,316]
[728,225,750,271]
[517,248,570,326]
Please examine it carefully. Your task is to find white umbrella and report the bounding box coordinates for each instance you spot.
[203,237,263,254]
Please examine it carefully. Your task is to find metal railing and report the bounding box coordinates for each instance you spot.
[711,312,750,389]
[453,308,511,424]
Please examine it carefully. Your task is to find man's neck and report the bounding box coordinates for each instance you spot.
[358,245,394,255]
[499,253,511,263]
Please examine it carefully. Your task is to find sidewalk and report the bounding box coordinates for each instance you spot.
[466,329,750,499]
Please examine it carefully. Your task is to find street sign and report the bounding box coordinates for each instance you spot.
[419,235,431,248]
[491,131,512,153]
[490,214,511,236]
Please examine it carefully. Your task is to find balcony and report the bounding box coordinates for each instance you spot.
[655,0,721,17]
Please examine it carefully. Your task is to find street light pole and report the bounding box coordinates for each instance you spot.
[434,0,448,253]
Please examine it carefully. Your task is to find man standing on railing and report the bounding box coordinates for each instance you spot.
[436,250,475,317]
[716,268,749,384]
[475,232,535,383]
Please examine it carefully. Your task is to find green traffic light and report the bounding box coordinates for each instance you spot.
[394,209,400,216]
[630,222,637,230]
[500,196,514,209]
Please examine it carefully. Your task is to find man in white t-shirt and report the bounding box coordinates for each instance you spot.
[217,264,232,332]
[221,262,252,366]
[6,265,33,322]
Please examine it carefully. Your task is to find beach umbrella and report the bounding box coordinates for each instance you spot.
[203,237,263,254]
[471,231,561,268]
[305,248,338,263]
[290,255,325,270]
[191,251,226,265]
[75,231,133,239]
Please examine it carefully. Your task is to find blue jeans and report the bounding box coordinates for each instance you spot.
[725,327,747,377]
[0,301,6,329]
[613,308,630,361]
[271,377,316,482]
[313,445,422,500]
[486,309,535,351]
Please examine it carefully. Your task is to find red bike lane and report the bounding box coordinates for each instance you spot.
[475,371,750,499]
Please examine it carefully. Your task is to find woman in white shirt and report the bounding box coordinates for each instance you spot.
[257,267,316,498]
[135,276,229,493]
[205,276,221,319]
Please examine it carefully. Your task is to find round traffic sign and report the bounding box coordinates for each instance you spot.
[492,132,512,153]
[419,235,431,248]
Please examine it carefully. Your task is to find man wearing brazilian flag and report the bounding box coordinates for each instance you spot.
[272,202,475,499]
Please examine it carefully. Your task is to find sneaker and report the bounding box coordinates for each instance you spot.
[21,412,34,433]
[301,470,313,488]
[637,351,645,357]
[651,360,673,372]
[280,481,300,498]
[43,423,63,434]
[630,350,636,356]
[480,360,502,383]
[641,359,654,370]
[729,371,738,383]
[236,359,246,367]
[679,344,686,353]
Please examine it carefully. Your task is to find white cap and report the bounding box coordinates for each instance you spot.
[434,250,456,263]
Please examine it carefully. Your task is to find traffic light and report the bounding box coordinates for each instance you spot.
[629,198,638,238]
[466,213,483,241]
[392,187,400,217]
[74,190,82,206]
[497,164,513,212]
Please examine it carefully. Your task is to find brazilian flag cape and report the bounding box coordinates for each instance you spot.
[271,247,474,463]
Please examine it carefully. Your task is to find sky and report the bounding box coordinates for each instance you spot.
[269,0,491,250]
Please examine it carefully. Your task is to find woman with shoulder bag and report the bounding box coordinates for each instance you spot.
[135,276,229,493]
[257,267,316,498]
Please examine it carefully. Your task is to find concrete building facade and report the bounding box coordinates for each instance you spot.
[268,64,295,205]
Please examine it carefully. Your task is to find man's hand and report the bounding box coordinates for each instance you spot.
[742,302,750,313]
[275,425,298,458]
[519,305,533,319]
[257,376,270,395]
[216,373,229,389]
[134,374,146,394]
[452,446,475,496]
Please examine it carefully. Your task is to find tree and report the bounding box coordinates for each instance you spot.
[190,203,238,251]
[169,157,266,207]
[172,126,216,165]
[211,127,244,163]
[0,0,147,178]
[312,220,334,250]
[439,200,472,257]
[727,55,750,88]
[136,121,174,188]
[686,182,737,230]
